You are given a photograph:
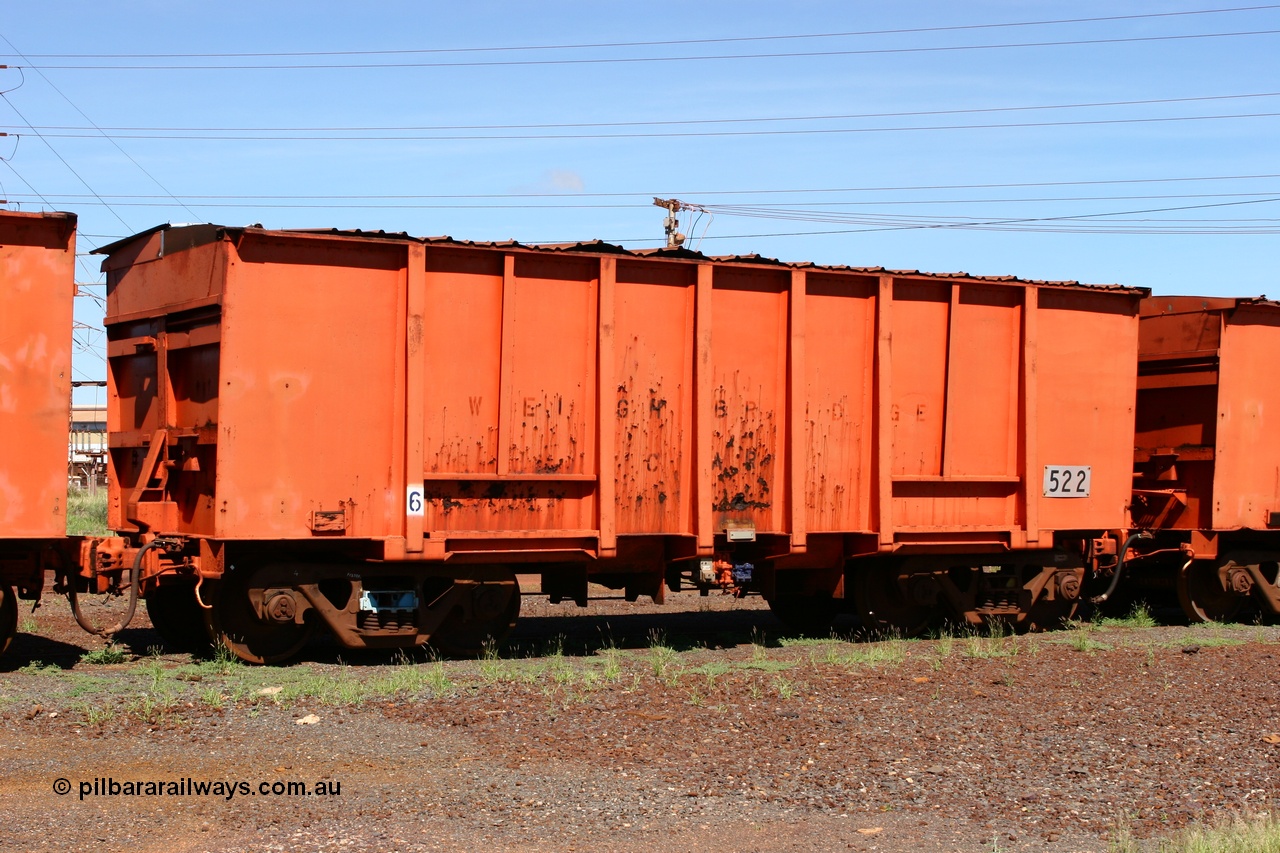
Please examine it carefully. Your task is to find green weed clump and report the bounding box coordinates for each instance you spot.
[80,645,127,665]
[834,636,907,669]
[1101,602,1158,630]
[1110,811,1280,852]
[66,489,108,536]
[962,621,1020,660]
[201,642,243,676]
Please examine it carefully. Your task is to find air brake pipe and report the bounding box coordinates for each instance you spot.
[69,539,165,639]
[194,573,213,611]
[1090,531,1154,605]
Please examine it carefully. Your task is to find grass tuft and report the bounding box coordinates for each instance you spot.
[962,621,1020,660]
[1111,811,1280,852]
[1101,602,1158,630]
[80,645,128,665]
[66,489,108,536]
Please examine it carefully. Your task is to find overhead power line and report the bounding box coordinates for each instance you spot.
[0,43,133,236]
[9,110,1280,141]
[12,4,1280,58]
[17,29,1280,70]
[0,33,200,225]
[10,91,1280,133]
[10,172,1280,202]
[8,190,1280,210]
[591,196,1280,241]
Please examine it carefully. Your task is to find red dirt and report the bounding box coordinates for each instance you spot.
[1,583,1276,852]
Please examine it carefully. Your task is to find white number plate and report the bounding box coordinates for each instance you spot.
[1043,466,1091,498]
[406,484,424,516]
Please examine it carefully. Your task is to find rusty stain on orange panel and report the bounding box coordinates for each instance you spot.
[803,273,877,533]
[612,260,695,534]
[694,264,714,553]
[596,256,617,556]
[422,248,504,475]
[709,266,789,533]
[876,275,895,546]
[404,242,426,552]
[501,254,597,478]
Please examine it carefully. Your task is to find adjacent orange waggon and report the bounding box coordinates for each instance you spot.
[0,210,77,656]
[86,224,1147,662]
[1127,295,1280,622]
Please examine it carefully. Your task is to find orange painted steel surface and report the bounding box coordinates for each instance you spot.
[97,225,1144,561]
[0,210,76,540]
[1135,295,1280,532]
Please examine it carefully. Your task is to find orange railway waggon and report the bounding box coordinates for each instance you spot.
[74,223,1151,662]
[0,210,78,655]
[1117,296,1280,623]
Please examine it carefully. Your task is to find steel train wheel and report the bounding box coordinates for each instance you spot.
[1177,560,1245,624]
[204,571,316,665]
[145,585,213,653]
[854,564,936,637]
[0,585,18,657]
[429,572,521,658]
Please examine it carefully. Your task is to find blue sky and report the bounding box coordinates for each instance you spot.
[2,2,1277,388]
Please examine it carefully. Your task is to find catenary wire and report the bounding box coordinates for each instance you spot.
[560,196,1280,242]
[17,29,1280,70]
[0,88,132,232]
[16,172,1280,202]
[10,190,1280,209]
[0,157,103,281]
[0,32,200,221]
[16,5,1280,58]
[11,110,1280,141]
[12,91,1280,133]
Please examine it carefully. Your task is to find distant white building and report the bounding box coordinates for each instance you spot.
[69,404,107,490]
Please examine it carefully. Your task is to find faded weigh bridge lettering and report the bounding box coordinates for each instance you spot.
[711,384,777,519]
[615,378,681,533]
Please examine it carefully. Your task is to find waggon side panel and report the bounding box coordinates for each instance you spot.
[1034,288,1141,535]
[800,273,877,534]
[420,247,503,480]
[214,232,405,539]
[0,212,76,538]
[883,278,1026,534]
[1212,303,1280,530]
[707,265,790,535]
[417,248,601,535]
[610,258,696,536]
[102,228,226,323]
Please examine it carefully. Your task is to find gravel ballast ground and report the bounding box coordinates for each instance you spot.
[1,581,1277,853]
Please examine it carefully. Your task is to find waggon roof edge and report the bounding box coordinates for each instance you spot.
[91,222,1149,296]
